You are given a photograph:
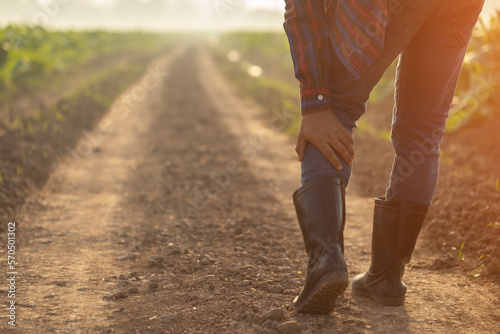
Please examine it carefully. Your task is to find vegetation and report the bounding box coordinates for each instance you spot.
[0,25,170,120]
[0,26,163,90]
[448,12,500,132]
[0,25,177,139]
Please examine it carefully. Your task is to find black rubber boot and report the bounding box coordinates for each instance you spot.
[292,177,348,314]
[352,198,429,306]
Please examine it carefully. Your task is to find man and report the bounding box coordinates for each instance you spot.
[284,0,485,314]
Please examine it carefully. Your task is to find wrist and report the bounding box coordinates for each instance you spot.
[300,86,331,115]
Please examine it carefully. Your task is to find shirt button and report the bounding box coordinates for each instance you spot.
[318,95,324,100]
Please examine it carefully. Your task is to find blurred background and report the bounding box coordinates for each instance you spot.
[1,3,499,333]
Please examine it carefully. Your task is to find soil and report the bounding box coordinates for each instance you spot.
[1,44,499,333]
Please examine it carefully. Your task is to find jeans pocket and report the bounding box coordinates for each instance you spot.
[384,31,410,47]
[453,1,485,47]
[383,0,423,47]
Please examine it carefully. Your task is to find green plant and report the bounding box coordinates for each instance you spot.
[446,12,500,132]
[472,263,484,278]
[0,25,169,120]
[377,130,392,142]
[456,241,466,261]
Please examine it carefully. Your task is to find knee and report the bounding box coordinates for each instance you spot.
[393,125,444,158]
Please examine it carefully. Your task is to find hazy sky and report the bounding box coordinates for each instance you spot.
[0,0,287,30]
[0,0,498,31]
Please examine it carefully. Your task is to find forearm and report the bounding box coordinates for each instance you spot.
[283,0,332,115]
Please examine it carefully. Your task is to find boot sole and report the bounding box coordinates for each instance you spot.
[351,284,405,306]
[294,271,348,314]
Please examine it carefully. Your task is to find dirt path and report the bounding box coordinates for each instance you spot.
[5,43,499,333]
[11,45,186,332]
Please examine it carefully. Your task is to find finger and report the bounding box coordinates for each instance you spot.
[327,113,353,144]
[326,130,355,161]
[329,139,353,167]
[319,143,343,170]
[295,135,307,162]
[326,135,352,165]
[337,134,355,160]
[339,126,354,145]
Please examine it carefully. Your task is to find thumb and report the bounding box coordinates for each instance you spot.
[295,135,307,162]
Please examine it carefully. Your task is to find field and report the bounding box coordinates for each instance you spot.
[0,26,178,224]
[0,19,499,334]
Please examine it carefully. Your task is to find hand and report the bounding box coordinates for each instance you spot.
[295,110,355,170]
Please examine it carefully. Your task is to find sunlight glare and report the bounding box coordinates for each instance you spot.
[227,51,241,63]
[247,65,263,77]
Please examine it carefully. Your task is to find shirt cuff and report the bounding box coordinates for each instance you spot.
[300,86,331,115]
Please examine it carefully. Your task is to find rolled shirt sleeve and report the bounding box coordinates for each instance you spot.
[283,0,333,115]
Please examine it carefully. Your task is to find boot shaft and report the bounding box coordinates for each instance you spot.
[293,177,346,259]
[397,202,428,264]
[370,199,428,274]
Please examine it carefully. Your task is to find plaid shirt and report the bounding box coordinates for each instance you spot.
[284,0,388,115]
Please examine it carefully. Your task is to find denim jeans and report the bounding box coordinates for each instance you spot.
[301,0,485,206]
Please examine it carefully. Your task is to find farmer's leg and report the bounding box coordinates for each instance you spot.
[385,0,485,206]
[351,0,485,307]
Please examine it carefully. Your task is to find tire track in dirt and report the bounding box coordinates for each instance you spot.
[7,45,187,333]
